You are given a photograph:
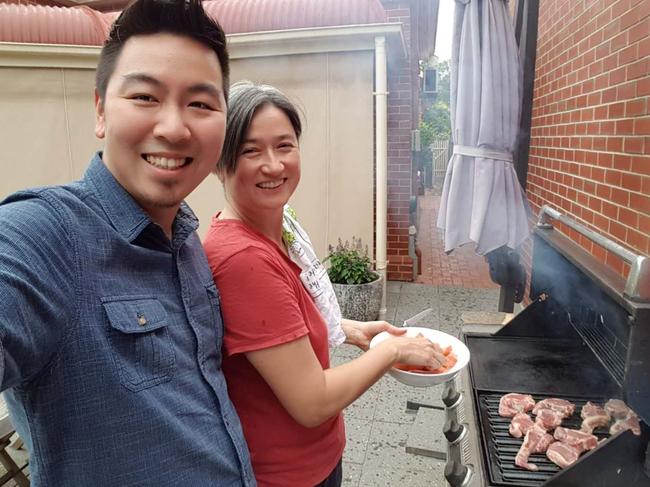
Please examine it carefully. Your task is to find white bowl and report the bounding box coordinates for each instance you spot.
[369,327,470,387]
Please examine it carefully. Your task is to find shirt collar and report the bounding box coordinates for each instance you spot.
[84,152,199,243]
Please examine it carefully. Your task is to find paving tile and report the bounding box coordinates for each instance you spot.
[344,383,380,422]
[385,291,400,310]
[332,343,363,360]
[357,466,447,487]
[362,420,446,472]
[368,376,417,424]
[398,282,440,297]
[374,378,445,423]
[386,281,402,293]
[405,407,447,460]
[342,461,362,487]
[343,418,373,465]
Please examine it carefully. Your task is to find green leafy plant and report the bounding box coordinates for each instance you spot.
[325,237,379,285]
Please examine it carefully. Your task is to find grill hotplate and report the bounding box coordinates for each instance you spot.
[465,336,620,398]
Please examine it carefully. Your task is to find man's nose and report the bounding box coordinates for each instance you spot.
[153,106,191,144]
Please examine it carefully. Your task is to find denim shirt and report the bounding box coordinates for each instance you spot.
[0,154,255,486]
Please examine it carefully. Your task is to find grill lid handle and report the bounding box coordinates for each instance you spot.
[537,204,650,302]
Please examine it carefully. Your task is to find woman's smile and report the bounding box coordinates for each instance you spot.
[256,178,287,189]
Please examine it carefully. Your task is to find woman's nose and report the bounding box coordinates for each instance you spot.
[261,151,284,173]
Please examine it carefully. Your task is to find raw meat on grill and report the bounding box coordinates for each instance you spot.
[553,426,598,451]
[514,424,554,471]
[580,401,610,433]
[509,413,535,438]
[604,398,632,420]
[499,393,535,417]
[610,411,641,436]
[533,398,575,418]
[535,408,564,430]
[546,441,581,468]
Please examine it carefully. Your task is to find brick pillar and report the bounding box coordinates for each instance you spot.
[384,2,416,281]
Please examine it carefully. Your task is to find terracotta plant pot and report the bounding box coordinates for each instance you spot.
[331,274,382,322]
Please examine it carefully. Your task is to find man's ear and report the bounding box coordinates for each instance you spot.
[94,89,106,139]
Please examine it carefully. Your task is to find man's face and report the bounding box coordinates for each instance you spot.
[95,33,226,224]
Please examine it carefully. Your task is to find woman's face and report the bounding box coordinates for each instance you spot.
[224,103,301,217]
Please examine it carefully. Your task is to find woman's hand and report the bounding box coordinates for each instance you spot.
[341,318,406,351]
[381,334,447,370]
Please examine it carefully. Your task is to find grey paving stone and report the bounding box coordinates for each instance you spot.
[332,343,363,360]
[405,406,447,460]
[363,420,446,472]
[385,291,400,310]
[358,465,446,487]
[343,418,373,464]
[371,378,421,424]
[386,281,402,293]
[342,461,362,487]
[383,305,398,325]
[396,292,440,309]
[330,353,348,368]
[344,383,380,422]
[398,282,441,297]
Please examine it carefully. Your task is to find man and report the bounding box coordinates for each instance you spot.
[0,0,255,485]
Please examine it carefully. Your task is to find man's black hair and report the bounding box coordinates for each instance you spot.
[96,0,229,101]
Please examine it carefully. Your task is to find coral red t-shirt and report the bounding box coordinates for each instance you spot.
[203,217,345,487]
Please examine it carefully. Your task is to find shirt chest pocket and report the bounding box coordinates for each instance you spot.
[102,297,176,392]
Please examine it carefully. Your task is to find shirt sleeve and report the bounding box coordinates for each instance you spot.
[214,246,309,356]
[0,195,77,390]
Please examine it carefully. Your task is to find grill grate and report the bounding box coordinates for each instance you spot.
[568,309,627,385]
[477,393,610,487]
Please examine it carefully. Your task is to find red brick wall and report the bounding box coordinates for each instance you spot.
[525,0,649,283]
[383,0,419,280]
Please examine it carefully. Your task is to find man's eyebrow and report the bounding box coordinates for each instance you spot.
[119,74,222,100]
[187,83,222,100]
[120,73,162,89]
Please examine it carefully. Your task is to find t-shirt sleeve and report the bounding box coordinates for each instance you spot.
[214,246,308,356]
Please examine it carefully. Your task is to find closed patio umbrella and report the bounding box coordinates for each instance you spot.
[437,0,530,257]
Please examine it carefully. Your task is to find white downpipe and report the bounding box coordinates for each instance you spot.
[374,36,388,320]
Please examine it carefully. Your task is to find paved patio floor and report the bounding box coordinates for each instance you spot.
[333,281,499,487]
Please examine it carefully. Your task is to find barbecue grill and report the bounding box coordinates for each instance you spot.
[442,206,650,487]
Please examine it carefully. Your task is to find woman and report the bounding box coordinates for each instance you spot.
[203,81,445,487]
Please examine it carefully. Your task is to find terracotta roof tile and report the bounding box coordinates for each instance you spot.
[0,0,387,45]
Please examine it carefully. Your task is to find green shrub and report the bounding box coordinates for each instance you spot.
[325,237,379,285]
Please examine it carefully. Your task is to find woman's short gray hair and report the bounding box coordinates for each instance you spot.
[216,81,302,174]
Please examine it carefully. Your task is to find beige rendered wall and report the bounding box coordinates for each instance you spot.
[0,49,374,259]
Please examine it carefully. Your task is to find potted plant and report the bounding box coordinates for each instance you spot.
[324,237,382,321]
